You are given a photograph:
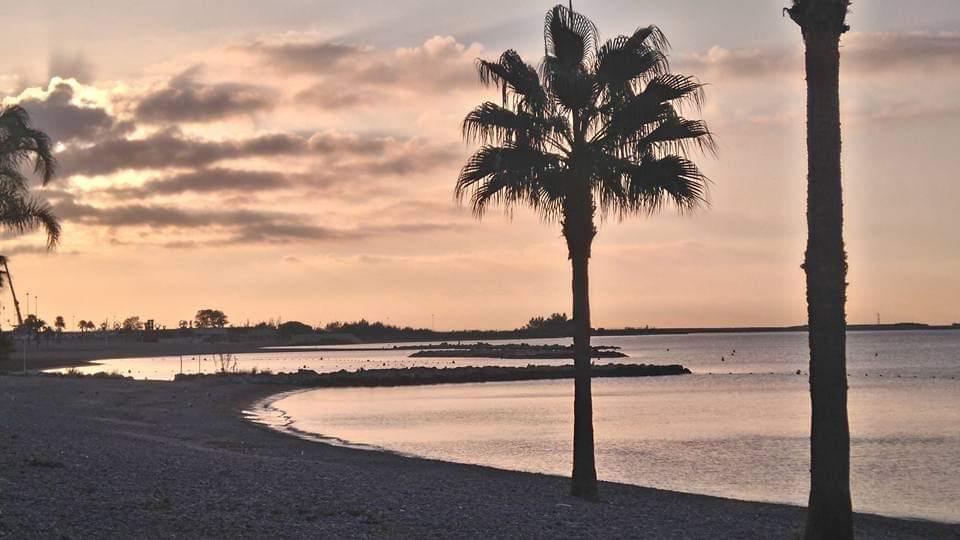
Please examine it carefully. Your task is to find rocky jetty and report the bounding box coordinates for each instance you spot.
[173,363,689,387]
[407,343,627,359]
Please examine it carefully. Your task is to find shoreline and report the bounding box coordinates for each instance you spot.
[245,388,408,455]
[2,375,956,537]
[0,339,287,373]
[246,387,960,525]
[7,325,959,375]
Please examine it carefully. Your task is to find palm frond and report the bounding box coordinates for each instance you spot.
[544,3,599,68]
[594,26,670,92]
[462,102,570,148]
[456,145,564,219]
[476,50,548,112]
[639,117,717,157]
[642,74,706,112]
[0,106,57,184]
[624,154,709,214]
[0,166,32,193]
[597,96,675,145]
[0,189,62,247]
[590,152,630,217]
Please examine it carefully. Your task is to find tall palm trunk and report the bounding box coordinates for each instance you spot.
[566,200,598,499]
[791,3,853,537]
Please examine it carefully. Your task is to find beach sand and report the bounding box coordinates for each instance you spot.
[1,375,957,538]
[0,338,282,373]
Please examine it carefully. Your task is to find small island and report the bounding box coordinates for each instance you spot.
[406,343,628,359]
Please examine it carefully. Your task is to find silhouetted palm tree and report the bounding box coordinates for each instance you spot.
[0,105,60,247]
[457,3,714,498]
[786,1,853,538]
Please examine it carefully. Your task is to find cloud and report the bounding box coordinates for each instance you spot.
[56,129,306,176]
[294,82,379,109]
[677,46,796,80]
[0,244,53,256]
[11,80,131,144]
[252,35,482,109]
[53,196,346,242]
[844,31,960,74]
[52,194,465,248]
[357,35,481,91]
[48,51,95,83]
[244,40,362,72]
[58,127,460,178]
[678,31,960,81]
[135,66,275,123]
[106,168,291,198]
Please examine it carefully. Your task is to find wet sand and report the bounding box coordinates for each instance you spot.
[0,338,280,373]
[1,375,956,538]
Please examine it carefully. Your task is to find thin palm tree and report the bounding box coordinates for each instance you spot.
[786,1,853,538]
[456,3,714,498]
[0,105,61,247]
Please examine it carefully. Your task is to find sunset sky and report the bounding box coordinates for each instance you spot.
[1,0,958,330]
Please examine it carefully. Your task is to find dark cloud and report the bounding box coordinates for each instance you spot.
[58,127,459,178]
[56,129,307,176]
[52,195,465,248]
[245,40,362,72]
[107,168,290,198]
[306,131,394,156]
[361,144,461,176]
[294,82,378,109]
[17,82,131,144]
[135,67,275,123]
[54,197,347,243]
[56,198,291,229]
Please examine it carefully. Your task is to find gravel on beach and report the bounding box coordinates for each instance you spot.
[0,375,956,539]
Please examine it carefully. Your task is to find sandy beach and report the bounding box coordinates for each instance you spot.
[1,375,956,538]
[0,339,282,374]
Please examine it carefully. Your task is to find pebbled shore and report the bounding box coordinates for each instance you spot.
[0,375,957,538]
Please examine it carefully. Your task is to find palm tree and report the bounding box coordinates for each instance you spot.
[0,105,61,247]
[786,1,853,538]
[54,315,66,340]
[456,3,714,498]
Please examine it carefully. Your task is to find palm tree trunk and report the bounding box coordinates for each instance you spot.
[567,219,598,499]
[800,23,853,540]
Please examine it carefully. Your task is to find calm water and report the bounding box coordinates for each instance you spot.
[52,330,960,521]
[51,340,587,380]
[247,331,960,523]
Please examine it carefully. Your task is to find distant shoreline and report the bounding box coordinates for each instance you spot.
[3,323,955,374]
[599,322,960,335]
